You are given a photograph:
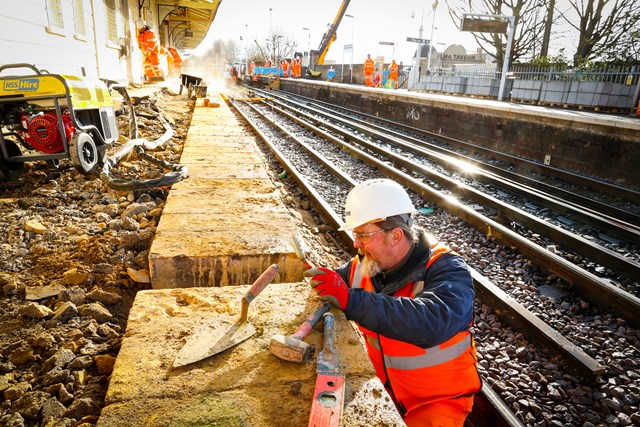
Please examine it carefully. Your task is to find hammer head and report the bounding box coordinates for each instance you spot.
[270,334,315,363]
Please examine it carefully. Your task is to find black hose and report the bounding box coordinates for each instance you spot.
[98,82,188,190]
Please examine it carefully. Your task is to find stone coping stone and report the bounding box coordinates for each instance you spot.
[149,90,301,289]
[97,282,403,427]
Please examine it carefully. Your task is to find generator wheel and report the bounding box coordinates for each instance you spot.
[70,132,101,175]
[0,140,24,181]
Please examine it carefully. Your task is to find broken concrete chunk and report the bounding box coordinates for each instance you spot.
[25,284,65,301]
[61,268,89,286]
[19,302,54,319]
[25,220,47,234]
[78,302,113,323]
[127,268,151,284]
[53,301,78,322]
[86,287,122,305]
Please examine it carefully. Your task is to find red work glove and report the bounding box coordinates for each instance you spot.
[304,267,349,310]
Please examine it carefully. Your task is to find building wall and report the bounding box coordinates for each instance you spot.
[0,0,143,83]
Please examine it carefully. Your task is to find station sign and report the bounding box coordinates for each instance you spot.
[406,37,430,44]
[379,41,395,46]
[461,16,509,33]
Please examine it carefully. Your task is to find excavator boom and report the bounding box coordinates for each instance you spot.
[309,0,351,74]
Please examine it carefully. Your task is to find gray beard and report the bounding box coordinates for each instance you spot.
[360,253,382,278]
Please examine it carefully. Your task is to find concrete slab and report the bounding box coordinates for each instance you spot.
[149,94,303,289]
[97,282,404,427]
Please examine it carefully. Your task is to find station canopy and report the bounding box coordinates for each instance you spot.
[158,0,222,50]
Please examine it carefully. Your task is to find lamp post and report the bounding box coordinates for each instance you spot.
[426,1,439,73]
[345,13,354,84]
[302,27,311,68]
[410,5,425,88]
[269,8,273,63]
[245,24,249,75]
[302,27,311,55]
[436,42,445,70]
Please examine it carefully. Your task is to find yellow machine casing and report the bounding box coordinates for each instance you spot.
[0,73,114,110]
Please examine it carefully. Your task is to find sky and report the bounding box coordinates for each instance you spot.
[191,0,483,66]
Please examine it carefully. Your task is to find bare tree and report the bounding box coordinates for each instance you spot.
[222,39,241,65]
[557,0,638,65]
[539,0,556,57]
[600,10,640,63]
[446,0,547,66]
[255,26,298,64]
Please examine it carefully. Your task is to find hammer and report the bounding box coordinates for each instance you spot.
[270,303,331,363]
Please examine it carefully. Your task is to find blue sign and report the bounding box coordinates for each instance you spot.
[3,78,40,91]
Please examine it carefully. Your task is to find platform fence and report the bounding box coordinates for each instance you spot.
[411,64,640,112]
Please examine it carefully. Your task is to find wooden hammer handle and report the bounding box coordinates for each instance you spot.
[240,264,280,321]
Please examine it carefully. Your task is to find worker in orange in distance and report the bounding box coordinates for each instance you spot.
[137,24,161,79]
[292,57,302,79]
[389,59,399,89]
[281,59,289,77]
[364,54,375,86]
[305,179,481,427]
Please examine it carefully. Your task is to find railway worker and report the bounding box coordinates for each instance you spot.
[281,59,290,77]
[364,54,375,86]
[305,178,482,427]
[292,57,302,78]
[389,59,399,89]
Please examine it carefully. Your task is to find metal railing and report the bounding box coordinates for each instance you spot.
[436,63,640,85]
[411,63,640,111]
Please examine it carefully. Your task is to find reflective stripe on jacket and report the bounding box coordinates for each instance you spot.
[348,242,481,415]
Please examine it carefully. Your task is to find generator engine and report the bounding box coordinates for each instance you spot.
[19,111,75,154]
[0,64,120,181]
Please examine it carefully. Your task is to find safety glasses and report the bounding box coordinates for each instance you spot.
[352,228,390,244]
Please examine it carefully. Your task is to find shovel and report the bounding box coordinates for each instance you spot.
[172,264,281,368]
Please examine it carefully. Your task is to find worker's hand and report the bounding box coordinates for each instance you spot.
[304,267,349,310]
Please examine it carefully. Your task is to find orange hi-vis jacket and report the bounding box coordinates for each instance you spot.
[294,59,302,77]
[389,61,399,80]
[348,242,481,416]
[364,58,375,76]
[137,28,162,78]
[137,29,159,57]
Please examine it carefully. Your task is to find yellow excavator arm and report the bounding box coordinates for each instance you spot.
[309,0,351,70]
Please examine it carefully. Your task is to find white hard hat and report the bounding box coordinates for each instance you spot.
[339,179,415,231]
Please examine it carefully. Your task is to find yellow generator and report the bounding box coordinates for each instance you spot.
[0,63,118,181]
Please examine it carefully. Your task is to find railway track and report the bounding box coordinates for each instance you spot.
[223,86,640,427]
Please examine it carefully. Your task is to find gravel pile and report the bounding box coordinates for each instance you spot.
[0,88,193,427]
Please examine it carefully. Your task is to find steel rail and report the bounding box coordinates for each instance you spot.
[306,100,640,231]
[228,94,605,426]
[266,89,640,237]
[285,90,640,205]
[259,94,640,284]
[250,91,640,327]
